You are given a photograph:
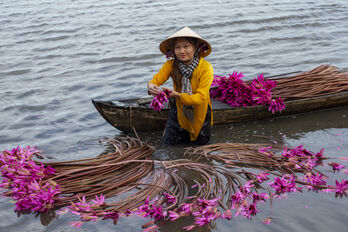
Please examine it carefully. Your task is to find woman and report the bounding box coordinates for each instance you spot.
[148,26,214,145]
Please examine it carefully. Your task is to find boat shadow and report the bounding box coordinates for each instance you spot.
[114,105,348,150]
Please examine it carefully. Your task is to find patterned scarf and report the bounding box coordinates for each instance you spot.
[178,53,200,122]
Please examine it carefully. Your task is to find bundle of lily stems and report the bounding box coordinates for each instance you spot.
[209,64,348,114]
[269,64,348,100]
[1,136,347,231]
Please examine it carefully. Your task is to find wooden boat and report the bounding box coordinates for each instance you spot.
[92,91,348,133]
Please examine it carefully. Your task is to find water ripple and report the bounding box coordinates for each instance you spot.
[5,69,31,75]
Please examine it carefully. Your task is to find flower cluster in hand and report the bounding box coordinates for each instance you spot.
[150,89,172,112]
[210,72,286,113]
[0,146,60,213]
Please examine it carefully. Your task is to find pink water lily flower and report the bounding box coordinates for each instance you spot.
[269,174,299,195]
[231,191,246,205]
[194,215,211,226]
[150,98,164,112]
[210,71,285,113]
[150,90,171,112]
[241,203,259,219]
[303,172,327,190]
[258,146,272,154]
[242,180,255,194]
[81,214,98,222]
[0,146,61,213]
[222,209,233,220]
[182,225,196,231]
[332,180,348,198]
[252,192,269,203]
[143,224,159,232]
[178,203,191,214]
[149,204,166,220]
[263,217,272,224]
[168,210,180,221]
[256,172,270,183]
[163,192,176,204]
[328,162,345,172]
[102,211,119,224]
[69,221,83,228]
[91,194,105,206]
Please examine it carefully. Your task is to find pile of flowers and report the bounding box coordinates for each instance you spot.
[60,170,347,231]
[210,72,286,113]
[1,143,347,231]
[63,144,347,231]
[0,146,60,213]
[150,89,171,112]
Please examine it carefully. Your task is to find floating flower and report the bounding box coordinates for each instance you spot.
[0,146,60,213]
[331,180,348,198]
[242,180,255,194]
[231,191,246,205]
[252,192,269,203]
[262,217,272,224]
[91,194,105,206]
[69,221,83,228]
[143,224,160,232]
[149,204,166,220]
[102,211,119,224]
[303,172,327,190]
[237,202,260,219]
[222,209,233,220]
[163,192,176,204]
[269,174,300,195]
[194,215,211,226]
[258,146,272,154]
[168,210,180,221]
[178,203,191,214]
[182,225,196,231]
[256,172,270,183]
[328,162,345,172]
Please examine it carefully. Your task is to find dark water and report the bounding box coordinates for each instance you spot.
[1,0,348,231]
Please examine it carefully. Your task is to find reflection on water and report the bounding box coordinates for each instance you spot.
[1,0,348,231]
[137,106,348,148]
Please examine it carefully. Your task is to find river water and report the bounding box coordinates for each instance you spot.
[1,0,348,231]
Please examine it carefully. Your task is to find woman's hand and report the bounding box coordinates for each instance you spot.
[148,83,160,96]
[162,87,181,99]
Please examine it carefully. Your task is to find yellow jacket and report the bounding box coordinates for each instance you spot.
[149,57,214,141]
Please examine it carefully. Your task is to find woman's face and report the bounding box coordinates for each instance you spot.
[174,38,195,63]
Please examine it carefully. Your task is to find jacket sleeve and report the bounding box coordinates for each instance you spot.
[148,60,173,86]
[180,62,213,106]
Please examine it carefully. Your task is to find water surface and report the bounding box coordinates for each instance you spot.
[1,0,348,231]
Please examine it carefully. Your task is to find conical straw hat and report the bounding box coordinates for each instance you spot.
[159,26,212,57]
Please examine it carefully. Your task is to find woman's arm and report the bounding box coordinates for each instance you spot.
[148,60,173,95]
